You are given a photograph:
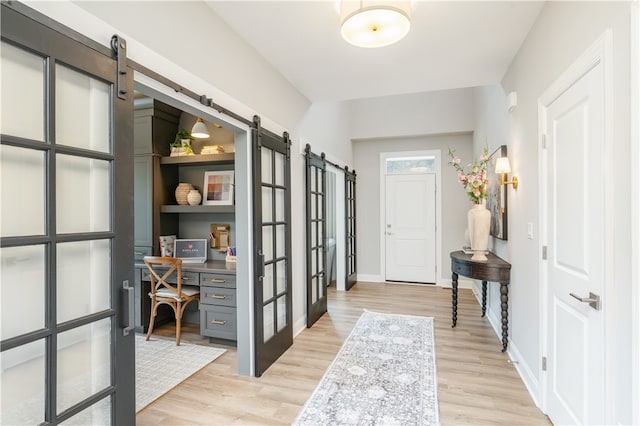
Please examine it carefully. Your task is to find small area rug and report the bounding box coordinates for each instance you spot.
[293,310,439,426]
[135,334,225,412]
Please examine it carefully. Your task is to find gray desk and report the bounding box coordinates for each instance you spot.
[135,260,237,342]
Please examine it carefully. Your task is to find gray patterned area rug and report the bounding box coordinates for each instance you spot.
[294,311,439,426]
[136,335,225,412]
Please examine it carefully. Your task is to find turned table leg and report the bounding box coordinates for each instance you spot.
[501,282,509,352]
[481,281,487,317]
[452,272,458,327]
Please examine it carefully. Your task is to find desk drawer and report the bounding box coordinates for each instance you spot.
[201,286,235,307]
[200,305,236,340]
[200,273,236,288]
[141,269,199,285]
[134,246,152,262]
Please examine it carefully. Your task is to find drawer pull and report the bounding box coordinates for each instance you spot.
[134,251,145,256]
[181,276,192,281]
[210,319,227,325]
[209,294,226,300]
[210,278,226,283]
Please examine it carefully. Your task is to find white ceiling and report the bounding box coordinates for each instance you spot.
[206,1,545,102]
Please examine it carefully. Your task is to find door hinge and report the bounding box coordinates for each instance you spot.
[542,134,548,149]
[542,245,548,260]
[542,356,547,371]
[110,35,127,100]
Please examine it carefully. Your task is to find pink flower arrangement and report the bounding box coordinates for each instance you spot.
[447,147,489,204]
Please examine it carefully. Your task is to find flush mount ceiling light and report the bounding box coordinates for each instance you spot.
[340,0,412,48]
[191,117,210,139]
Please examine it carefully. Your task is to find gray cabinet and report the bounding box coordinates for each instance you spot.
[200,272,237,341]
[133,99,181,255]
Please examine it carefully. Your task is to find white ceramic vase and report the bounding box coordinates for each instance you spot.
[467,201,491,261]
[175,183,193,205]
[187,189,202,206]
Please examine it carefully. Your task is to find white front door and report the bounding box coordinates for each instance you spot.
[385,173,436,283]
[541,36,608,425]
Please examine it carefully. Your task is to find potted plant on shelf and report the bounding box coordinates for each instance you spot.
[170,129,194,156]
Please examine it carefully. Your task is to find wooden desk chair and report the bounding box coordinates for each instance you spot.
[143,256,200,346]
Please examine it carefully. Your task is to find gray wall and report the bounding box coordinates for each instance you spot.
[473,2,633,423]
[353,133,473,281]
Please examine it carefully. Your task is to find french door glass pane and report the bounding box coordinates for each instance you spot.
[275,152,284,186]
[262,225,273,262]
[0,339,45,425]
[57,239,110,323]
[57,318,111,414]
[316,195,323,220]
[275,189,284,222]
[263,263,273,302]
[261,187,272,222]
[261,148,272,184]
[276,260,286,294]
[276,295,287,331]
[56,154,110,233]
[311,276,317,303]
[60,396,110,426]
[263,301,274,342]
[0,145,46,237]
[0,42,45,141]
[1,245,45,340]
[275,225,285,258]
[310,167,316,192]
[55,64,110,153]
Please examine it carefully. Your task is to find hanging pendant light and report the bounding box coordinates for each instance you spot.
[340,0,412,48]
[191,118,210,139]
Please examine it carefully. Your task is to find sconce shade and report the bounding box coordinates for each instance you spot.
[191,118,209,139]
[495,157,512,174]
[340,1,411,48]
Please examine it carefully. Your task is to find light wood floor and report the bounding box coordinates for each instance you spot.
[136,282,550,425]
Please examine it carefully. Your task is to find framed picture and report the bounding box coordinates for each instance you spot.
[487,145,508,240]
[203,170,234,205]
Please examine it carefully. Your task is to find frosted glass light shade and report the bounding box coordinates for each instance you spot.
[340,1,411,48]
[191,118,209,138]
[495,157,512,174]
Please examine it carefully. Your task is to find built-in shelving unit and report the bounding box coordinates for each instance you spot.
[160,205,235,214]
[160,152,234,166]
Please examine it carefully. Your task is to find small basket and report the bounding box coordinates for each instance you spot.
[225,255,237,263]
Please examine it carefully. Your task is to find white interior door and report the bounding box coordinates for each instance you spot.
[385,173,436,283]
[542,49,606,425]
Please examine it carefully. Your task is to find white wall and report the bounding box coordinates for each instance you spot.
[293,101,352,330]
[474,2,633,423]
[353,133,473,283]
[72,1,310,131]
[348,88,475,139]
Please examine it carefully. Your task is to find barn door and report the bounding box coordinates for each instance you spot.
[251,117,292,376]
[305,145,327,327]
[1,4,134,424]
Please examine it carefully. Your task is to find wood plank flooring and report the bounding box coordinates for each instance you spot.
[136,282,550,425]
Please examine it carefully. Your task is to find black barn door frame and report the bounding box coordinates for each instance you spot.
[304,144,328,327]
[251,116,293,377]
[345,167,357,290]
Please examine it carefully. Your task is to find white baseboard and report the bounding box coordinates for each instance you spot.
[292,316,307,339]
[356,274,474,289]
[470,281,543,410]
[356,273,383,282]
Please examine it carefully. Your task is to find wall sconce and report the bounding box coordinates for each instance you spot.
[191,118,210,139]
[495,157,518,189]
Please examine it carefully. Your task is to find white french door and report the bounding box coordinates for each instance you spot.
[384,173,436,283]
[541,32,609,425]
[1,4,134,424]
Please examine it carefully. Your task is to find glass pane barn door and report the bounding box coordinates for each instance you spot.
[0,5,134,424]
[251,120,292,377]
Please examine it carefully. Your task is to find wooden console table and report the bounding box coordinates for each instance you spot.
[450,250,512,351]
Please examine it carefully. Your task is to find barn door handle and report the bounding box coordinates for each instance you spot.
[121,280,135,336]
[570,292,601,310]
